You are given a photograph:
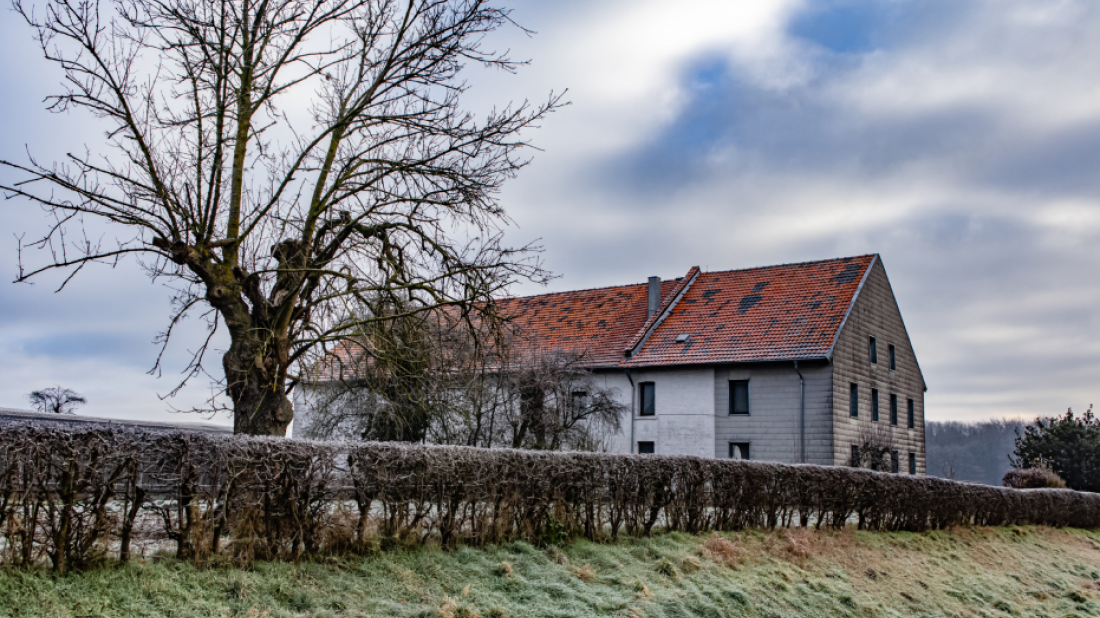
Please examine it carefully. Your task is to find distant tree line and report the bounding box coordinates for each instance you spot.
[925,419,1024,486]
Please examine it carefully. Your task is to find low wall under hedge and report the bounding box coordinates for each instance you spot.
[1,422,1097,572]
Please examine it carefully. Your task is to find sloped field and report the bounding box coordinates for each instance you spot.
[2,526,1099,618]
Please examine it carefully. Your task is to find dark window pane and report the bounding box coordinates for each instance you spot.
[730,380,750,414]
[888,344,896,370]
[909,452,917,475]
[891,451,900,473]
[869,337,878,364]
[890,394,898,426]
[871,389,879,422]
[849,383,859,418]
[907,399,915,429]
[851,445,860,467]
[640,383,655,416]
[572,391,587,410]
[638,441,655,454]
[730,442,750,460]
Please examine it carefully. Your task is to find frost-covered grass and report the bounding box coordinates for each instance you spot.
[2,526,1100,617]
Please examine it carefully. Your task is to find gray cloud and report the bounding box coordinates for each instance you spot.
[1,0,1097,425]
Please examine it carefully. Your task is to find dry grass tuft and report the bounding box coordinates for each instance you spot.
[700,532,741,568]
[629,580,653,597]
[573,564,596,583]
[782,528,816,558]
[495,562,513,577]
[680,555,701,574]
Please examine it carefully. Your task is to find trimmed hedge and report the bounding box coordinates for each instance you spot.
[1,422,1098,572]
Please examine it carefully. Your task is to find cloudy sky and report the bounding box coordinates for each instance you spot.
[1,0,1098,425]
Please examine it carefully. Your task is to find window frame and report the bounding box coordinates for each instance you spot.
[637,441,655,454]
[891,450,900,474]
[908,452,917,475]
[729,380,750,415]
[871,388,879,422]
[639,382,656,417]
[571,390,588,411]
[849,383,859,418]
[729,442,751,460]
[890,393,898,426]
[888,344,896,370]
[907,398,915,429]
[869,336,878,364]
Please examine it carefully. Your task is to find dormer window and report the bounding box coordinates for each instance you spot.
[869,337,878,364]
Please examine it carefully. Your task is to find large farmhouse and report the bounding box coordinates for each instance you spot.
[492,254,926,472]
[294,254,927,473]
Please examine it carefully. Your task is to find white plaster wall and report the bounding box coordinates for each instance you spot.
[627,367,716,458]
[590,371,635,454]
[713,363,833,464]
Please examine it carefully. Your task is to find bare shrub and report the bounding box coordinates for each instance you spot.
[1003,462,1067,489]
[2,419,1100,573]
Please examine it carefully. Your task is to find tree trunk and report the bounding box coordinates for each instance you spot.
[224,330,294,436]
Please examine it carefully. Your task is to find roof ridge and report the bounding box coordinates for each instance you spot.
[500,277,685,302]
[700,254,877,277]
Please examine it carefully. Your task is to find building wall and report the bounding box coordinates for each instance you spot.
[713,362,833,464]
[830,257,927,473]
[624,367,716,458]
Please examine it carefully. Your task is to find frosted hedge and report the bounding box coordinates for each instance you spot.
[1,422,1098,573]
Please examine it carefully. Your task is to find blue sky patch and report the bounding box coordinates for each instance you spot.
[788,0,903,54]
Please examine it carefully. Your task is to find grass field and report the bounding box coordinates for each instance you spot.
[2,526,1100,617]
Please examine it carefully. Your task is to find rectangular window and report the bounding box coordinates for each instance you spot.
[869,336,878,364]
[871,388,879,422]
[907,398,915,429]
[909,452,917,475]
[888,344,896,370]
[637,441,655,454]
[572,391,588,410]
[850,445,860,467]
[729,380,750,415]
[891,451,900,474]
[639,382,655,416]
[890,394,898,426]
[729,442,750,460]
[849,383,859,418]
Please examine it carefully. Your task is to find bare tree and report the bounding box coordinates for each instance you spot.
[849,424,896,472]
[297,320,626,451]
[3,0,561,435]
[27,386,87,415]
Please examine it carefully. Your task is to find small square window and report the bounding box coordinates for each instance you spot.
[639,382,655,416]
[869,336,878,364]
[871,388,879,422]
[849,383,859,418]
[850,445,860,467]
[890,394,898,426]
[891,450,900,474]
[908,452,917,475]
[888,344,896,370]
[729,442,750,460]
[907,398,915,429]
[637,441,655,454]
[729,380,749,415]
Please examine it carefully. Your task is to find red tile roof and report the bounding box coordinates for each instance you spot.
[501,255,876,368]
[497,278,684,366]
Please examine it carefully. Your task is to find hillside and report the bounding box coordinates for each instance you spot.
[2,526,1099,618]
